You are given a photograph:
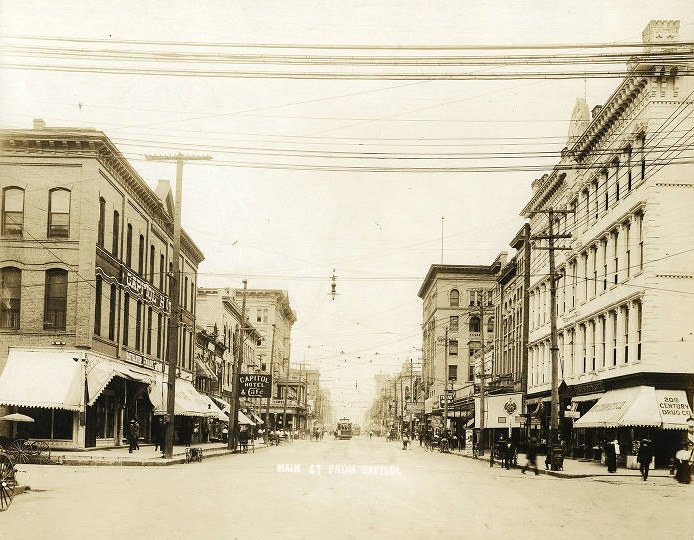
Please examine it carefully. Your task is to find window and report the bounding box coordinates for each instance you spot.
[449,289,459,307]
[108,284,116,341]
[190,281,195,313]
[625,147,633,191]
[448,364,457,381]
[611,311,618,366]
[2,187,24,237]
[112,211,120,257]
[602,239,608,291]
[624,223,631,279]
[590,320,596,371]
[623,305,629,363]
[146,306,153,355]
[44,269,67,330]
[592,180,599,221]
[580,324,586,373]
[98,197,105,247]
[603,170,609,212]
[450,316,458,332]
[126,224,133,268]
[469,316,480,333]
[639,136,646,182]
[157,312,163,358]
[135,300,142,351]
[614,160,620,202]
[487,317,494,333]
[48,189,70,238]
[123,293,130,346]
[449,340,458,356]
[637,213,644,272]
[636,301,642,361]
[138,235,145,276]
[184,276,188,310]
[591,246,598,297]
[612,230,619,285]
[159,254,165,290]
[149,246,155,284]
[468,364,475,381]
[582,253,588,302]
[0,267,21,329]
[94,275,102,336]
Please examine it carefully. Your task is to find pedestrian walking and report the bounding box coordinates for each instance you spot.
[522,438,539,475]
[153,417,165,455]
[605,438,618,473]
[127,418,139,453]
[636,439,653,481]
[674,417,694,484]
[503,438,514,470]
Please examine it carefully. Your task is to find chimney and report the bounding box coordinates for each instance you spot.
[33,118,46,129]
[591,105,603,119]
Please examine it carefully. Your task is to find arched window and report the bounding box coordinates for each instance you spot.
[48,188,71,238]
[97,197,106,247]
[94,275,102,336]
[112,211,120,257]
[449,289,459,307]
[2,187,24,237]
[0,267,21,329]
[44,269,68,330]
[126,224,133,268]
[469,316,480,333]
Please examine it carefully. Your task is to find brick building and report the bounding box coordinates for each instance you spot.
[0,120,213,449]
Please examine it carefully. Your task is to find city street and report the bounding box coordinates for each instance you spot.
[5,437,693,540]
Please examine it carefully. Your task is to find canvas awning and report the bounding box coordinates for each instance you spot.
[148,375,219,417]
[238,410,255,426]
[195,358,217,380]
[574,386,693,430]
[0,349,83,411]
[249,411,264,425]
[87,360,153,406]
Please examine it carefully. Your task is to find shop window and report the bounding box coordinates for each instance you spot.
[18,407,72,439]
[48,188,70,238]
[0,267,21,329]
[44,268,67,330]
[2,187,24,237]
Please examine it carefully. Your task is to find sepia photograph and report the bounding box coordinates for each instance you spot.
[0,1,693,538]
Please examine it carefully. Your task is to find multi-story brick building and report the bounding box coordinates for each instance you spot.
[0,120,213,449]
[524,20,694,465]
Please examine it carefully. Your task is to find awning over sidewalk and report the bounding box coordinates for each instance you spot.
[249,411,264,425]
[148,375,220,417]
[0,349,82,411]
[195,358,217,380]
[208,397,256,425]
[573,386,693,429]
[87,360,153,406]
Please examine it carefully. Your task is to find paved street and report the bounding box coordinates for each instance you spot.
[5,436,694,540]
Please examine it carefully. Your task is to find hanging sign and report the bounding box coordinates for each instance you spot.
[238,374,272,398]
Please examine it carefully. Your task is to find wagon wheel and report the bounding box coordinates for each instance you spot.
[6,440,31,465]
[0,454,16,511]
[33,441,51,464]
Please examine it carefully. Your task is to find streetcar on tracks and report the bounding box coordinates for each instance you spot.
[336,418,353,440]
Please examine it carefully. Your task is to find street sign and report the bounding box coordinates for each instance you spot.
[564,410,581,419]
[238,374,272,398]
[439,394,454,408]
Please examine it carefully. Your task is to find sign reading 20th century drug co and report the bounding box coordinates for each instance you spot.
[238,374,272,398]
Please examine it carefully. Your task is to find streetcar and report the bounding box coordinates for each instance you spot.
[336,418,353,440]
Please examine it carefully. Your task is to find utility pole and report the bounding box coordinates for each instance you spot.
[521,223,531,417]
[530,208,573,443]
[478,291,486,456]
[228,279,247,451]
[409,358,414,438]
[443,327,449,435]
[264,324,276,444]
[145,152,211,459]
[282,362,289,432]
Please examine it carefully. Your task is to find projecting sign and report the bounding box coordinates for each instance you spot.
[238,374,272,398]
[564,410,581,419]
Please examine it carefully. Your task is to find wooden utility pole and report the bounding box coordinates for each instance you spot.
[228,279,248,451]
[145,153,211,459]
[478,291,486,456]
[264,324,276,444]
[443,327,449,435]
[530,208,573,442]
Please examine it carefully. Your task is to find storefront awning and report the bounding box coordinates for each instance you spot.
[574,386,693,430]
[0,349,82,411]
[238,410,255,426]
[148,375,219,417]
[87,360,153,406]
[195,358,217,380]
[249,411,264,425]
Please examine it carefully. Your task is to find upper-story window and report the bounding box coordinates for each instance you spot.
[0,267,21,329]
[44,268,68,331]
[2,187,24,237]
[487,316,494,333]
[449,289,459,307]
[126,224,133,267]
[48,188,70,238]
[149,245,155,284]
[449,340,458,356]
[159,254,165,291]
[112,211,120,257]
[469,316,480,333]
[138,235,145,276]
[449,315,459,332]
[97,197,106,247]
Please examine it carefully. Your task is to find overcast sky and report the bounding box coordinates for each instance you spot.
[2,1,693,422]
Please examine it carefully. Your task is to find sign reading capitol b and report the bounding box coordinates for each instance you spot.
[238,374,273,398]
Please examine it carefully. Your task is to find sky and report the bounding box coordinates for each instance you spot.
[2,0,693,423]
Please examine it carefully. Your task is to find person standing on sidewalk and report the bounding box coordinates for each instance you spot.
[605,438,618,473]
[636,439,653,481]
[522,438,539,475]
[127,419,138,453]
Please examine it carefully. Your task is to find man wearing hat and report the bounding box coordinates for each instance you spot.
[636,439,653,481]
[127,418,140,453]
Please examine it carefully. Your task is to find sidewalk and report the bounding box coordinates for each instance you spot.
[44,440,269,467]
[433,445,676,479]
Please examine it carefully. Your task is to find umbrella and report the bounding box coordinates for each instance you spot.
[0,413,35,423]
